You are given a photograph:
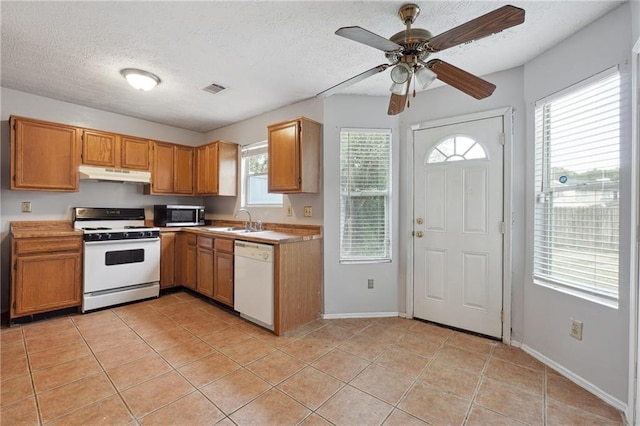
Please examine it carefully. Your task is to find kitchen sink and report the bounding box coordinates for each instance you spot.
[206,227,258,234]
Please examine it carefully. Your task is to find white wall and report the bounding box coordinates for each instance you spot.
[523,3,632,403]
[398,67,527,340]
[632,0,639,43]
[0,88,207,312]
[322,95,400,316]
[201,98,323,226]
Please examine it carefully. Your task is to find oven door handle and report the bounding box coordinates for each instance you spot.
[85,238,160,246]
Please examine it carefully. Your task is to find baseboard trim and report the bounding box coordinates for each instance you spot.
[520,344,627,412]
[322,312,399,319]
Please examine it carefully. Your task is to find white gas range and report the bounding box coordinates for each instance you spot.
[73,207,160,312]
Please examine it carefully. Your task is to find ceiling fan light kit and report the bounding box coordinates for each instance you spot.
[415,66,437,90]
[317,3,525,115]
[121,68,161,91]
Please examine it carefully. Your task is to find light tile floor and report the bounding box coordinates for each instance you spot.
[0,291,624,425]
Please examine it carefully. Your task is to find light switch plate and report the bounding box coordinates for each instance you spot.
[21,201,32,213]
[304,206,312,217]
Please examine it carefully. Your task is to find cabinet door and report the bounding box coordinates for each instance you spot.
[195,145,212,195]
[174,146,194,194]
[196,237,214,297]
[206,144,220,195]
[11,117,80,191]
[13,252,81,317]
[268,120,300,192]
[121,136,150,170]
[82,130,117,167]
[152,142,175,193]
[160,232,176,289]
[177,234,197,290]
[213,250,234,307]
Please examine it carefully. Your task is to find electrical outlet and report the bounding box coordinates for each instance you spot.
[287,206,292,217]
[570,318,583,340]
[368,279,374,289]
[21,201,32,213]
[304,206,313,217]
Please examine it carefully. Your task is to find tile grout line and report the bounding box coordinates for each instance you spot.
[71,308,143,426]
[462,341,497,425]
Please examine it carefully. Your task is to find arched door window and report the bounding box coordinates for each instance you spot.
[426,135,487,164]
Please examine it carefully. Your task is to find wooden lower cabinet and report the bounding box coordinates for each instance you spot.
[213,238,234,307]
[170,232,235,308]
[274,238,323,335]
[196,236,214,298]
[11,235,82,319]
[176,233,197,290]
[160,232,177,289]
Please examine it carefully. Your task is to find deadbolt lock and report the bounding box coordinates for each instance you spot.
[416,218,424,225]
[416,231,424,238]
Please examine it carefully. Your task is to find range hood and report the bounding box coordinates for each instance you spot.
[79,165,151,184]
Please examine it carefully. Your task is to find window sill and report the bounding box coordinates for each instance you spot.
[533,278,618,309]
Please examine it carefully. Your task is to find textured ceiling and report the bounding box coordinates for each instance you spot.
[1,1,625,133]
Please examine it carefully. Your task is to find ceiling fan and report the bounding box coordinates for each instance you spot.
[317,3,525,115]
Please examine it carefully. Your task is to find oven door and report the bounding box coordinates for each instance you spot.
[84,238,160,293]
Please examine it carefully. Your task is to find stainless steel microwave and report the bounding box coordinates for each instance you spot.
[153,205,205,227]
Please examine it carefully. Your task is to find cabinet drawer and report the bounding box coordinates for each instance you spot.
[214,238,234,253]
[197,236,213,249]
[15,237,82,255]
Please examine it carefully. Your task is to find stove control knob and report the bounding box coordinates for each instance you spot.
[106,233,112,239]
[138,232,145,238]
[123,232,129,239]
[146,231,153,237]
[95,234,102,240]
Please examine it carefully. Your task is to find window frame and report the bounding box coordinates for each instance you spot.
[532,66,621,307]
[339,127,393,264]
[240,141,283,208]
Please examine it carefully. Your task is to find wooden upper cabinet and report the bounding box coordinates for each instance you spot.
[149,142,193,195]
[120,136,150,170]
[11,116,80,192]
[82,130,117,167]
[174,145,194,194]
[195,141,238,196]
[268,117,321,193]
[81,131,149,171]
[151,141,175,194]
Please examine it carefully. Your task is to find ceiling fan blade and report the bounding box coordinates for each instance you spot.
[427,59,496,99]
[427,5,525,52]
[316,64,390,98]
[336,26,403,52]
[388,75,411,115]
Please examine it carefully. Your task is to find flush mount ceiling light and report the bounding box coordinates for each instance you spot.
[121,68,161,91]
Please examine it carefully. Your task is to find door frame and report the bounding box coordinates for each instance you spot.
[405,107,514,344]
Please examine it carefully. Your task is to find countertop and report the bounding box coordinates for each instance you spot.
[160,225,322,244]
[11,221,83,239]
[11,221,322,244]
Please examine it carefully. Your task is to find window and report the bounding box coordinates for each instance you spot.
[534,68,620,304]
[241,142,283,206]
[340,128,392,263]
[427,135,487,163]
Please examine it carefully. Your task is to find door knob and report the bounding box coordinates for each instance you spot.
[416,231,424,238]
[416,218,424,225]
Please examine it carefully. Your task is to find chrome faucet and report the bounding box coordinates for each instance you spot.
[234,209,253,230]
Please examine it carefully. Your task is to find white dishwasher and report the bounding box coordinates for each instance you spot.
[234,241,274,330]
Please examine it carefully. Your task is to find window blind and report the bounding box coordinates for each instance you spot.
[340,129,392,263]
[533,68,620,300]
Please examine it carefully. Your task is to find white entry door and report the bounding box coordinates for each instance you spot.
[413,116,504,338]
